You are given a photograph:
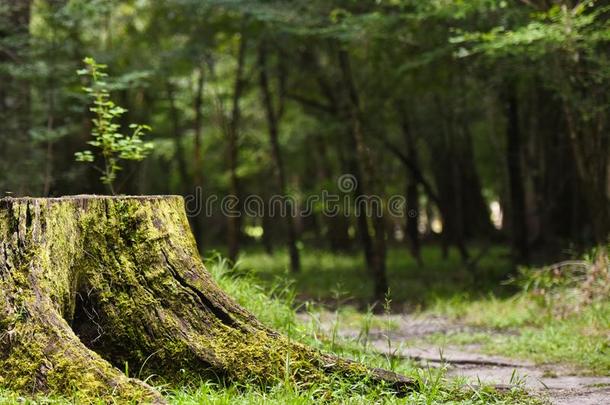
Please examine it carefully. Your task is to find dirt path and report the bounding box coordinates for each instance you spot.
[298,312,610,404]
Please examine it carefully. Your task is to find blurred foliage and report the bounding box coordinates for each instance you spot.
[0,0,608,268]
[517,246,610,318]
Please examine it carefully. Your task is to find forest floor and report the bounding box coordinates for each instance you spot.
[239,245,610,404]
[1,247,606,404]
[297,310,610,405]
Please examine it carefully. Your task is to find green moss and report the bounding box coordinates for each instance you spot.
[0,325,47,391]
[0,199,158,402]
[1,196,387,403]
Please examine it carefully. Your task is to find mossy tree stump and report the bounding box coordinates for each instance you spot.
[0,196,412,402]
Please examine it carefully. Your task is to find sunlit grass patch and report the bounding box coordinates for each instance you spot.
[425,249,610,375]
[197,254,541,404]
[427,298,610,374]
[167,368,539,405]
[490,302,610,374]
[238,245,514,307]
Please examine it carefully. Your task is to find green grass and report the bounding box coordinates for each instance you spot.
[0,252,540,404]
[428,296,610,375]
[166,377,537,405]
[0,383,537,405]
[166,255,538,404]
[423,248,610,375]
[238,245,515,307]
[237,246,610,375]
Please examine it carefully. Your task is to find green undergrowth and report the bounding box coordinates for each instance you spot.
[427,295,610,375]
[236,244,609,376]
[427,248,610,375]
[163,255,538,404]
[0,252,540,404]
[168,375,537,405]
[238,245,514,307]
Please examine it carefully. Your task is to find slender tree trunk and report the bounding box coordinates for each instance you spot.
[431,96,471,262]
[192,65,205,250]
[258,42,301,273]
[313,136,351,251]
[165,80,189,191]
[43,88,55,196]
[457,122,495,239]
[261,194,275,255]
[398,106,423,265]
[405,181,421,262]
[339,122,373,266]
[41,0,68,196]
[0,0,31,195]
[350,156,375,269]
[383,135,469,262]
[503,83,530,264]
[563,102,610,244]
[226,34,247,263]
[294,48,356,252]
[0,196,413,402]
[11,0,31,136]
[338,49,388,302]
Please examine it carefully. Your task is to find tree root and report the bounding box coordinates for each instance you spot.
[0,196,413,402]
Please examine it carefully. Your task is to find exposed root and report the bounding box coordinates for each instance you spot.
[0,196,414,402]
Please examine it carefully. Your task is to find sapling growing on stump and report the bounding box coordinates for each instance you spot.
[75,57,153,194]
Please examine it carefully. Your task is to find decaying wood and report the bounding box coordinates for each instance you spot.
[0,196,413,402]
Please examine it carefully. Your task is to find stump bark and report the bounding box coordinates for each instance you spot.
[0,196,412,402]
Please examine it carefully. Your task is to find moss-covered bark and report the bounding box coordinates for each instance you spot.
[0,196,412,402]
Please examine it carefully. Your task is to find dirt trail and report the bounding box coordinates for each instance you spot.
[298,312,610,404]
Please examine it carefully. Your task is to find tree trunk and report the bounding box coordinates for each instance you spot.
[430,96,471,263]
[261,198,275,255]
[312,135,352,252]
[398,106,423,266]
[457,122,495,239]
[258,42,301,273]
[338,50,388,302]
[226,33,247,263]
[503,83,530,264]
[343,133,374,268]
[0,0,31,195]
[165,80,189,192]
[383,134,440,265]
[0,196,412,402]
[562,101,610,245]
[192,65,206,250]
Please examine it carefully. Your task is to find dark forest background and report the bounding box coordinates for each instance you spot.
[1,0,609,301]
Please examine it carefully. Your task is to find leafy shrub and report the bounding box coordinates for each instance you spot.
[517,247,609,318]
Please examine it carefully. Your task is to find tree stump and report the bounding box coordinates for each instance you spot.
[0,196,412,402]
